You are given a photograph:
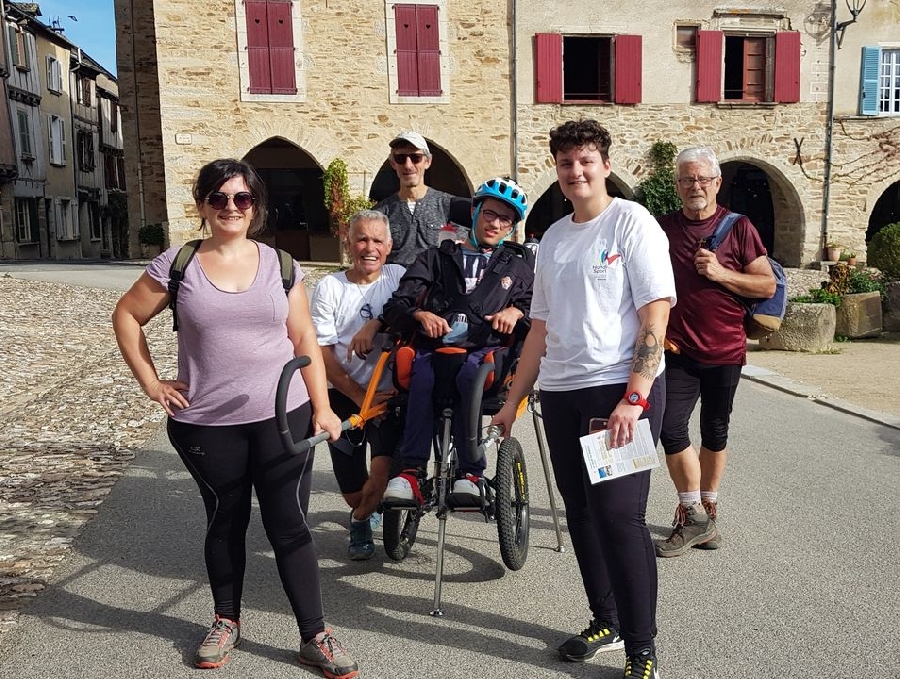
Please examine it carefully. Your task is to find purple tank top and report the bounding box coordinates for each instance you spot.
[146,242,309,425]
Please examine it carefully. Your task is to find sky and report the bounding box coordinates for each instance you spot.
[29,0,117,76]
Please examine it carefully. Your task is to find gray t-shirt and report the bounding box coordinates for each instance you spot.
[146,242,309,425]
[374,188,466,267]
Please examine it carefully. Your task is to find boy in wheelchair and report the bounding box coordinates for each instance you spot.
[379,178,534,508]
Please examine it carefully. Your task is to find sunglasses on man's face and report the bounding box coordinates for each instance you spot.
[206,191,255,211]
[392,153,426,165]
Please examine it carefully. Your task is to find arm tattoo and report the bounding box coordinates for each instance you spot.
[632,325,663,380]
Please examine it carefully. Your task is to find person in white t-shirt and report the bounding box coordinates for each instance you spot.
[310,210,405,561]
[491,120,676,679]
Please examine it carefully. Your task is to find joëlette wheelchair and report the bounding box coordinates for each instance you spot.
[275,341,565,617]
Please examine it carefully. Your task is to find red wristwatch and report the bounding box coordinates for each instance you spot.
[624,391,650,411]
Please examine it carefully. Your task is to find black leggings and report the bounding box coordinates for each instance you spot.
[167,403,324,642]
[540,376,665,655]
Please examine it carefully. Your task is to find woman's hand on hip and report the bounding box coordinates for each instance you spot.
[146,379,190,417]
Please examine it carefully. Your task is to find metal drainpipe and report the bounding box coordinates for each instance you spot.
[820,0,838,256]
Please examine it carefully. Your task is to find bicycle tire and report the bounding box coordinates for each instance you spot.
[495,436,530,571]
[382,508,421,561]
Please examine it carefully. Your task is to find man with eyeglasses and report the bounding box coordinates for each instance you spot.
[373,131,466,267]
[655,147,776,558]
[380,178,533,507]
[310,210,405,560]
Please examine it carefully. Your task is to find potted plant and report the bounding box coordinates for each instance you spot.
[825,242,842,262]
[846,251,857,266]
[138,223,165,258]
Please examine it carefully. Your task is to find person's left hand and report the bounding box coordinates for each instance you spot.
[605,401,643,449]
[485,306,523,335]
[313,408,343,442]
[694,248,727,282]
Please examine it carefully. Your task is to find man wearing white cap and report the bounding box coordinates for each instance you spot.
[374,131,467,267]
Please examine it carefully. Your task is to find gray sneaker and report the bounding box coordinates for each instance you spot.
[694,499,721,550]
[655,502,715,558]
[298,628,359,679]
[195,615,240,668]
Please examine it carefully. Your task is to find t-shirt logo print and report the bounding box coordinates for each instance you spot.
[592,248,621,277]
[600,249,621,265]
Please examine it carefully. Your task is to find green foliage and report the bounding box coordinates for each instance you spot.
[138,223,165,246]
[790,287,842,307]
[323,158,374,237]
[634,141,682,217]
[846,268,886,299]
[868,222,900,280]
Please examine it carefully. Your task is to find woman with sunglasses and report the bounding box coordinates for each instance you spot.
[112,158,358,678]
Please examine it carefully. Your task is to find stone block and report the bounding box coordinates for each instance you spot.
[758,302,836,352]
[835,291,882,339]
[882,281,900,332]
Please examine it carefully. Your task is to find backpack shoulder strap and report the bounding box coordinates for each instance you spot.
[168,239,202,331]
[708,212,743,251]
[275,248,295,294]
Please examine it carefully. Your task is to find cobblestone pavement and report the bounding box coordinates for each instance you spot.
[0,267,335,643]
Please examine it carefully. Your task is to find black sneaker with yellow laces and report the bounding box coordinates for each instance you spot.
[623,647,660,679]
[557,618,625,662]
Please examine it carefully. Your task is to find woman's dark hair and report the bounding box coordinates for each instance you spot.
[549,119,612,162]
[192,158,268,236]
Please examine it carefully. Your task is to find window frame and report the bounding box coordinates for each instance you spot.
[46,55,62,93]
[14,198,39,243]
[8,24,28,71]
[16,108,32,160]
[385,0,450,105]
[235,0,305,102]
[48,114,67,166]
[78,130,95,172]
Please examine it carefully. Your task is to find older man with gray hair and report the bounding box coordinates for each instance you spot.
[310,209,405,560]
[374,131,467,267]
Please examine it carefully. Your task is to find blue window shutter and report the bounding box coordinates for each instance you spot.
[860,46,880,116]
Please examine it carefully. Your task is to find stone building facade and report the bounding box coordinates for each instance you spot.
[116,0,899,265]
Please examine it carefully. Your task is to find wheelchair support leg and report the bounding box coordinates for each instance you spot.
[431,409,454,617]
[532,399,565,553]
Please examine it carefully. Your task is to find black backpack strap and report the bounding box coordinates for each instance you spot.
[275,248,295,294]
[168,239,202,331]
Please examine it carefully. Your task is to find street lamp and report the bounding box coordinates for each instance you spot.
[834,0,866,49]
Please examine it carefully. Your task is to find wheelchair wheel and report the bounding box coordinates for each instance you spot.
[495,436,530,571]
[383,508,421,561]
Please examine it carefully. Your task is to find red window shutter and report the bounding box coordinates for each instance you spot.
[416,5,441,96]
[246,0,272,94]
[696,30,723,103]
[395,4,419,96]
[614,34,642,104]
[267,1,296,94]
[534,33,562,103]
[774,31,800,103]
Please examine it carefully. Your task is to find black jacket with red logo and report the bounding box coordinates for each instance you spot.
[383,239,534,349]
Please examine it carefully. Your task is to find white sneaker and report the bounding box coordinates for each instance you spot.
[383,474,417,505]
[451,475,482,504]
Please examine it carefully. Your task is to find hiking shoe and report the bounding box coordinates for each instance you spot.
[558,619,625,661]
[298,628,359,679]
[382,469,423,507]
[655,502,715,558]
[195,615,240,668]
[450,473,483,506]
[348,514,375,561]
[694,499,721,550]
[624,647,659,679]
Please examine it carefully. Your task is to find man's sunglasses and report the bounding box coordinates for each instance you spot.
[206,191,255,211]
[392,153,426,165]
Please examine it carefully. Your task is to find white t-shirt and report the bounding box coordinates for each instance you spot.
[311,264,405,386]
[530,198,676,390]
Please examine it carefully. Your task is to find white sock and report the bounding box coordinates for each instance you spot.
[700,491,718,504]
[678,490,701,507]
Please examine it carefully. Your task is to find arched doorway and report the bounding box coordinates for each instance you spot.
[719,162,775,255]
[244,138,326,262]
[867,181,900,241]
[525,177,629,239]
[368,139,472,203]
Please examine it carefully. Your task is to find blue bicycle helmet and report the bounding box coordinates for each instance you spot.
[473,177,528,223]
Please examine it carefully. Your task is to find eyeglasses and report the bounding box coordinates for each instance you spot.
[481,209,515,228]
[392,153,426,165]
[676,177,718,188]
[206,191,255,211]
[360,303,374,320]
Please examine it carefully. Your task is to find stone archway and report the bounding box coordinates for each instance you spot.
[867,181,900,241]
[524,176,630,239]
[718,158,805,267]
[368,138,472,203]
[243,137,326,262]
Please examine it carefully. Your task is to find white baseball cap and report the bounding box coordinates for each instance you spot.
[389,131,430,155]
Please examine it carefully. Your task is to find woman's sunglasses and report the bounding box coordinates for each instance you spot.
[206,191,255,211]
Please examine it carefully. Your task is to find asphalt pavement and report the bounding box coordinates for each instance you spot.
[0,260,897,678]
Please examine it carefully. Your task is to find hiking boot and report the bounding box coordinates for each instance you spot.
[694,499,721,550]
[195,615,240,668]
[624,647,659,679]
[558,619,625,661]
[298,628,359,679]
[450,473,483,506]
[655,502,715,558]
[382,469,424,507]
[348,513,375,561]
